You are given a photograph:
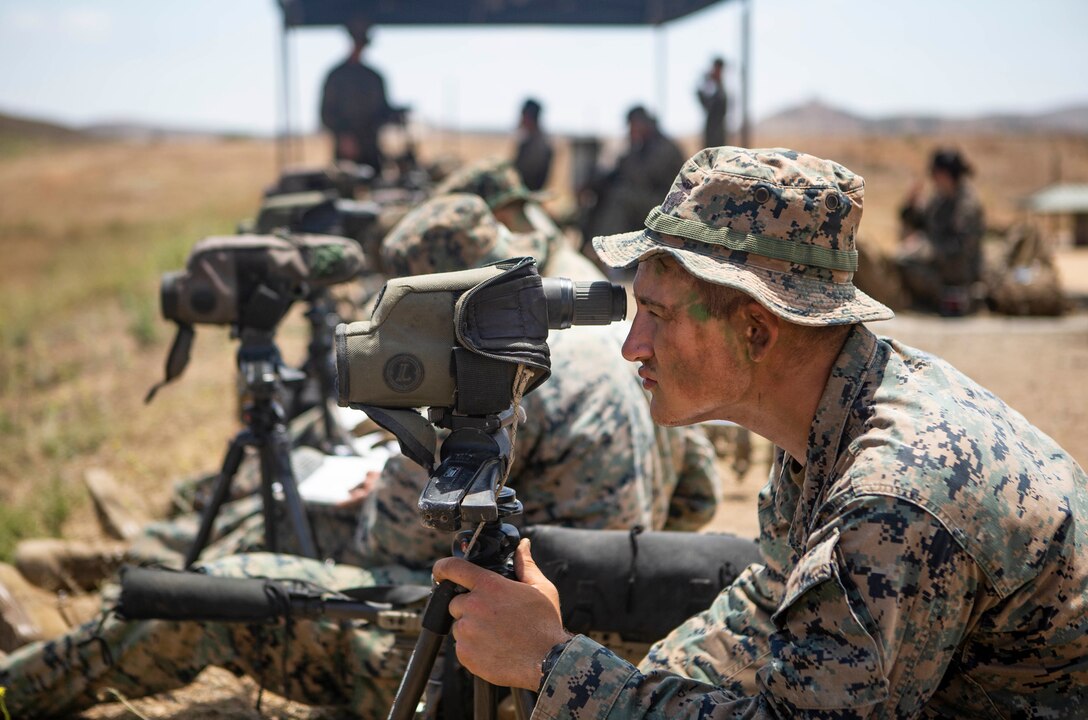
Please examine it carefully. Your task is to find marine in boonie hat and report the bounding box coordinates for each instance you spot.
[380,192,548,278]
[592,146,894,326]
[434,157,549,212]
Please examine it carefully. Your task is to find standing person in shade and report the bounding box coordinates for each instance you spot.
[513,98,553,192]
[583,105,686,243]
[895,148,986,315]
[697,57,728,148]
[319,18,406,176]
[433,146,1088,717]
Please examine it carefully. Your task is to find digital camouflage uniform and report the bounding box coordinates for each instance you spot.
[0,193,721,718]
[434,157,606,282]
[531,147,1088,718]
[0,553,429,718]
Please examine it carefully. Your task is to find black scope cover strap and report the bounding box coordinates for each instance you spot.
[523,526,763,643]
[455,257,551,394]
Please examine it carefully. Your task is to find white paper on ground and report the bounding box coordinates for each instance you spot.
[297,436,394,506]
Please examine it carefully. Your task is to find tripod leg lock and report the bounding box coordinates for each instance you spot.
[422,579,465,635]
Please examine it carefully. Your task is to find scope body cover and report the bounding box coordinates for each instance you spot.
[172,235,308,326]
[335,257,551,410]
[167,234,363,327]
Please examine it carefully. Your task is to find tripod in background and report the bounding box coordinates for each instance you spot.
[185,327,317,567]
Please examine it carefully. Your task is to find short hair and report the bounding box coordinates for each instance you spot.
[930,148,972,181]
[626,105,654,125]
[712,57,725,69]
[346,17,371,45]
[521,98,542,121]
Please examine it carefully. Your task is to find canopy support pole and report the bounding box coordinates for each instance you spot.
[655,25,667,123]
[740,0,752,147]
[276,21,292,169]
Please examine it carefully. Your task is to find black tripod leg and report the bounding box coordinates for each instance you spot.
[473,677,496,720]
[263,428,318,558]
[258,444,279,553]
[388,580,463,720]
[511,690,535,720]
[184,435,248,568]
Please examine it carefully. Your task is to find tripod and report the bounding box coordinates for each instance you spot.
[289,287,355,454]
[184,328,317,567]
[386,412,537,720]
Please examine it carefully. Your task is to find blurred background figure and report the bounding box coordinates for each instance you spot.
[697,57,729,148]
[579,106,685,262]
[513,98,553,192]
[895,148,986,315]
[319,18,407,176]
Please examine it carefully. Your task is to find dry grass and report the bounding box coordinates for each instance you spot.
[1,127,1087,717]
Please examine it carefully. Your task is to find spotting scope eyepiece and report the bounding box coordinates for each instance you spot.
[541,279,627,330]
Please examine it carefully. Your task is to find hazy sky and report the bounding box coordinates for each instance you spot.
[1,0,1085,139]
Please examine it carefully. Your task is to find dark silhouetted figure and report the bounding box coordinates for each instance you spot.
[582,106,685,242]
[513,98,553,192]
[896,148,985,315]
[319,20,405,176]
[697,57,728,148]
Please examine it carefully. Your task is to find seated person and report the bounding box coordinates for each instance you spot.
[895,147,985,315]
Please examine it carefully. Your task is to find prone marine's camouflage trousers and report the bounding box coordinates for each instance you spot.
[0,553,431,718]
[127,492,369,569]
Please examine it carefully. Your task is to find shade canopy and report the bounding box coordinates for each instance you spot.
[1024,184,1088,215]
[279,0,726,27]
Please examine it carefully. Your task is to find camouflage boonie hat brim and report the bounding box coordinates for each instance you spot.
[434,157,549,211]
[592,146,894,326]
[381,193,548,278]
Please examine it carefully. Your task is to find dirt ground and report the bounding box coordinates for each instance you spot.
[1,130,1087,718]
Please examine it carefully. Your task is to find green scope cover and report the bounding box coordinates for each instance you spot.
[178,235,309,325]
[335,258,551,410]
[176,234,362,325]
[291,233,365,286]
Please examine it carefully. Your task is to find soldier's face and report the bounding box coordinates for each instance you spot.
[622,259,753,426]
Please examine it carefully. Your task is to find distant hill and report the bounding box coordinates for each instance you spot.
[0,111,89,150]
[81,121,251,142]
[760,99,1088,136]
[0,109,258,153]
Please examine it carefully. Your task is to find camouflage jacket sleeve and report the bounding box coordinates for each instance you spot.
[637,560,778,695]
[534,495,984,719]
[661,425,722,531]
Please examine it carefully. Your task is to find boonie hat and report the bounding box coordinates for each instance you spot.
[592,146,894,326]
[381,193,548,278]
[930,148,972,179]
[434,158,548,211]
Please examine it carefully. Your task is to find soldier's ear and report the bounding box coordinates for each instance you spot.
[742,303,778,363]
